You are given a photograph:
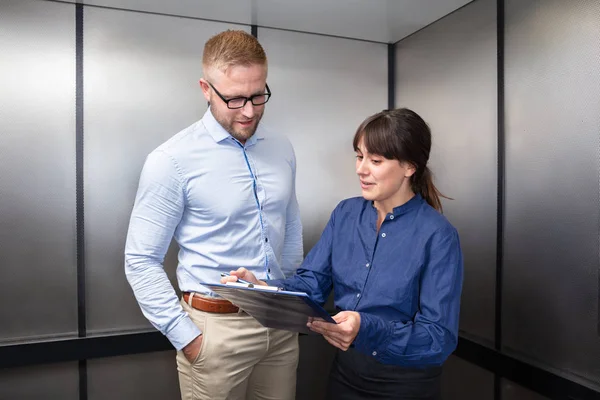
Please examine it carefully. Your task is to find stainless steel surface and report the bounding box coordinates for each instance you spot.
[395,0,498,346]
[0,0,78,342]
[88,351,180,399]
[441,356,494,399]
[259,27,386,251]
[503,0,600,388]
[297,335,336,400]
[502,379,550,400]
[0,362,79,400]
[83,6,247,334]
[47,0,473,43]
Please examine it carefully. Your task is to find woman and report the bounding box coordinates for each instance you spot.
[223,108,463,399]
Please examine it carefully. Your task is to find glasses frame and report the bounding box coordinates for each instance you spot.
[207,81,271,109]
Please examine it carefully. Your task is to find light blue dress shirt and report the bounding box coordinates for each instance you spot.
[125,109,303,350]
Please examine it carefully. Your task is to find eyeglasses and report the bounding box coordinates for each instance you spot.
[207,81,271,109]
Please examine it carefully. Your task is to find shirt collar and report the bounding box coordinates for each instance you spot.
[201,108,266,147]
[391,193,424,216]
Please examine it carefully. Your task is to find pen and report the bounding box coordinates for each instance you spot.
[220,272,254,286]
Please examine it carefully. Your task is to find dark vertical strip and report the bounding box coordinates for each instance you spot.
[495,0,505,353]
[494,374,502,400]
[76,0,86,341]
[387,43,395,110]
[251,24,258,38]
[495,0,505,399]
[79,360,88,400]
[76,4,88,400]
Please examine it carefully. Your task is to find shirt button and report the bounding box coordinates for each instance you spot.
[365,263,370,268]
[268,268,271,273]
[381,233,386,238]
[265,237,268,243]
[372,351,377,356]
[390,215,394,220]
[356,293,361,298]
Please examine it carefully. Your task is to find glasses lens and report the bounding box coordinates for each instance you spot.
[251,94,270,106]
[227,98,246,109]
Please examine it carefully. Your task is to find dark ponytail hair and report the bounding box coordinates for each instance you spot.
[352,108,449,212]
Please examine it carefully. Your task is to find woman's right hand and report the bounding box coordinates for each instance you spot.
[220,267,266,286]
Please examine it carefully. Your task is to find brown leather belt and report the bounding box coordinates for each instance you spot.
[183,292,239,313]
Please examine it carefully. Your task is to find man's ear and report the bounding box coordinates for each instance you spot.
[199,78,211,102]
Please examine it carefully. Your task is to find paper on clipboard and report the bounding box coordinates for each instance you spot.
[202,282,335,334]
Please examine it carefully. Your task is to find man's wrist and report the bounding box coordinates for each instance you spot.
[167,315,202,351]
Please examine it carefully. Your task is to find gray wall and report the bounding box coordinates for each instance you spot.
[503,0,600,388]
[4,0,600,397]
[259,28,386,399]
[395,0,498,346]
[83,5,243,336]
[0,0,385,398]
[87,351,180,400]
[0,362,79,400]
[441,356,494,399]
[502,379,550,400]
[0,0,78,342]
[396,0,600,393]
[259,27,386,250]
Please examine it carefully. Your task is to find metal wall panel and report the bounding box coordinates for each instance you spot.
[502,379,550,400]
[52,0,473,43]
[0,0,78,342]
[0,362,79,400]
[503,0,600,388]
[296,335,336,400]
[258,27,386,399]
[441,356,494,400]
[258,27,387,250]
[395,0,497,345]
[83,7,250,334]
[88,351,180,399]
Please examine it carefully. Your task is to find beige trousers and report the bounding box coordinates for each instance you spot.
[177,298,299,400]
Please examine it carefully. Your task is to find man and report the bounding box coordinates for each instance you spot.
[125,30,303,400]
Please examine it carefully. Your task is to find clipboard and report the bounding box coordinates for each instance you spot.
[201,282,336,334]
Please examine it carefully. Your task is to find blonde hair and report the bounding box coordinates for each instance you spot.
[202,30,267,76]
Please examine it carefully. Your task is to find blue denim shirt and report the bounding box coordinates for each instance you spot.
[270,194,463,366]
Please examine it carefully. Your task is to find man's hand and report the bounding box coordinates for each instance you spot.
[182,334,203,364]
[308,311,361,351]
[220,267,266,286]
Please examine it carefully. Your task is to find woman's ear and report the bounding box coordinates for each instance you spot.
[403,162,417,178]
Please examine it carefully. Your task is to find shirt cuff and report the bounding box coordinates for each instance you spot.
[165,314,202,351]
[353,312,392,358]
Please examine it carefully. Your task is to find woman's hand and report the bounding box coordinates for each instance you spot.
[308,311,361,351]
[220,267,267,286]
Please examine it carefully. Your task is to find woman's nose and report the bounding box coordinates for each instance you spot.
[356,161,367,175]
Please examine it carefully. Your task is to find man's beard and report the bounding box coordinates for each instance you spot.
[211,103,263,143]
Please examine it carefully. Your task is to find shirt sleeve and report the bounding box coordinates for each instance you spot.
[280,149,303,278]
[353,227,463,366]
[268,207,335,306]
[124,150,201,351]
